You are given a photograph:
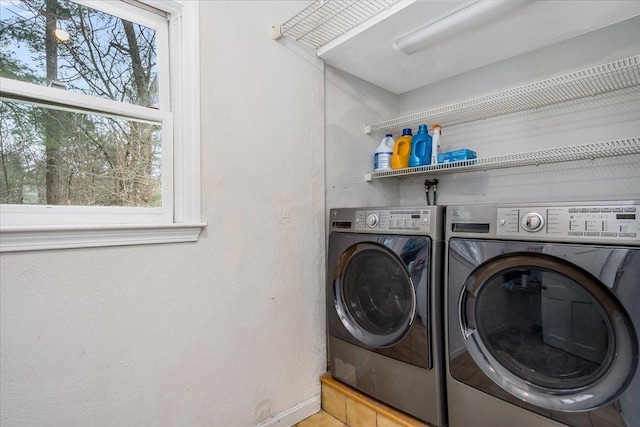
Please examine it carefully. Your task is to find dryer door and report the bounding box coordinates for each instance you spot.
[334,241,416,348]
[457,251,637,412]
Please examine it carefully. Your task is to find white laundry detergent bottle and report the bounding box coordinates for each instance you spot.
[431,124,442,165]
[374,134,395,171]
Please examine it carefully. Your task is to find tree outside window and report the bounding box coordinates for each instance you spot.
[0,0,201,252]
[1,0,163,208]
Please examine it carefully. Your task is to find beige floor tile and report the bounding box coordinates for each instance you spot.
[297,411,346,427]
[322,383,347,423]
[377,413,403,427]
[346,397,376,427]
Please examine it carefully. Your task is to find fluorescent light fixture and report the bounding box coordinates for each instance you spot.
[393,0,533,55]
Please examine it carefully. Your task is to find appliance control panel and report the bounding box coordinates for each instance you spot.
[497,204,640,242]
[355,209,431,232]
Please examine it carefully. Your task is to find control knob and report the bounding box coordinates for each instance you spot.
[521,212,544,232]
[366,213,379,228]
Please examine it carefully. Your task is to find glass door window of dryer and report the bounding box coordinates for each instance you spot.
[334,242,416,348]
[477,268,609,388]
[459,253,637,411]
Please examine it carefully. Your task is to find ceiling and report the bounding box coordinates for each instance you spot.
[316,0,640,94]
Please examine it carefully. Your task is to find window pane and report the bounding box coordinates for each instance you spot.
[0,0,158,107]
[0,99,161,207]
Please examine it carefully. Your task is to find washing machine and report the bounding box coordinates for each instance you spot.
[327,206,446,426]
[445,201,640,427]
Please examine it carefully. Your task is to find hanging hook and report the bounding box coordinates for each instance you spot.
[431,179,439,205]
[424,179,431,205]
[424,179,439,205]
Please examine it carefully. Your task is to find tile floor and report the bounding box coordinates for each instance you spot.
[295,411,345,427]
[301,375,430,427]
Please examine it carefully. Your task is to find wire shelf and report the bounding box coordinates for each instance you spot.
[273,0,401,48]
[365,138,640,181]
[367,55,640,135]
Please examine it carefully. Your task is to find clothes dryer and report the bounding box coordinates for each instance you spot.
[445,201,640,427]
[327,206,446,426]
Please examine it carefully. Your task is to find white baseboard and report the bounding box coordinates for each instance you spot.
[254,395,321,427]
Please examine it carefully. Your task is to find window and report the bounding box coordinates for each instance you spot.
[0,0,203,251]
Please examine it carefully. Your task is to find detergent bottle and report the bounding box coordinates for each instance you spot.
[408,124,432,167]
[391,128,413,169]
[431,124,442,165]
[374,134,395,171]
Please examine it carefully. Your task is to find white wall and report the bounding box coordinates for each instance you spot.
[326,16,640,209]
[397,16,640,206]
[0,2,326,426]
[325,66,401,211]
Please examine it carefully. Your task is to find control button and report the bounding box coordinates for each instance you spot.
[366,213,379,228]
[620,233,637,238]
[585,232,600,237]
[613,208,624,212]
[590,208,600,213]
[521,212,545,232]
[624,207,637,212]
[423,218,429,223]
[499,218,506,225]
[601,232,617,237]
[568,208,579,213]
[579,208,590,213]
[601,208,611,212]
[568,231,584,236]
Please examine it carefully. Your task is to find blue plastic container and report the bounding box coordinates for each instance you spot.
[437,149,477,163]
[408,124,432,167]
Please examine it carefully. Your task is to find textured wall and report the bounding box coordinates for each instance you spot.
[396,16,640,206]
[0,2,326,426]
[325,66,401,212]
[326,16,640,212]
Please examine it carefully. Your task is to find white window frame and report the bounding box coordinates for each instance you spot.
[0,0,204,252]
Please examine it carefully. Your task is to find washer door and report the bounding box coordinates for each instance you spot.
[334,242,416,348]
[459,252,637,412]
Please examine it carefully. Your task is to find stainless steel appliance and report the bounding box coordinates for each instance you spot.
[445,201,640,426]
[327,206,446,426]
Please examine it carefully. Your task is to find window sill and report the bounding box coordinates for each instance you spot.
[0,223,206,252]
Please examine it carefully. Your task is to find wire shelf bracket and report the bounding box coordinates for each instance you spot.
[273,0,405,50]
